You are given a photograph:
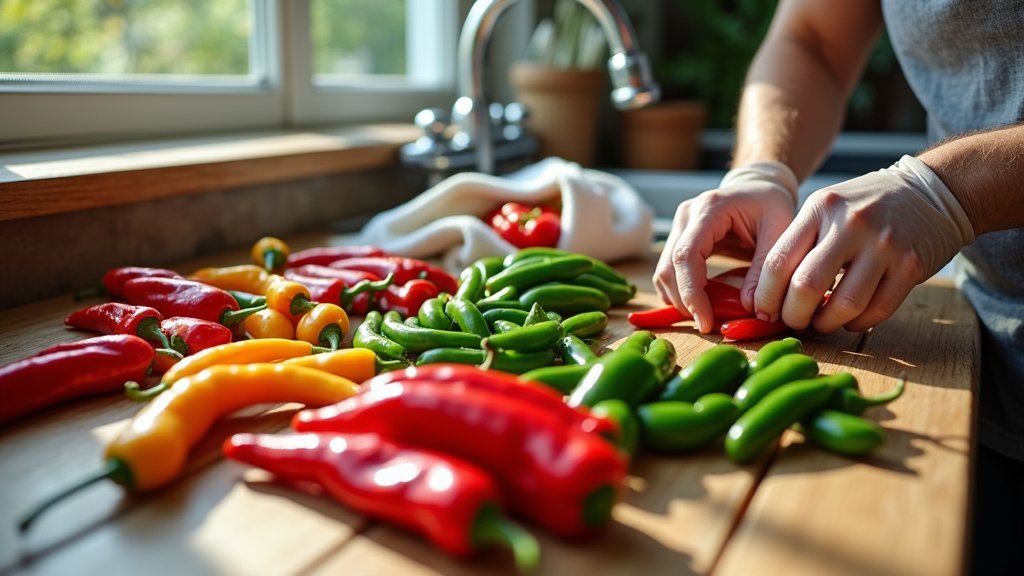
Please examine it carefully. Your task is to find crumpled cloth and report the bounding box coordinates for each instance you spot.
[358,157,654,271]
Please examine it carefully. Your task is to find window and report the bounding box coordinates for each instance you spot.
[0,0,459,146]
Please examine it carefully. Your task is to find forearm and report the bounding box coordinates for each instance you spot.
[920,123,1024,235]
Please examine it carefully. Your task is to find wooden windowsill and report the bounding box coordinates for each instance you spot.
[0,123,420,222]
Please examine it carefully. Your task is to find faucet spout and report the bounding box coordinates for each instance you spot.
[455,0,660,174]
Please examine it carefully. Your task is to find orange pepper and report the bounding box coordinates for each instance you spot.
[265,276,316,324]
[16,363,360,532]
[295,303,350,350]
[244,308,295,340]
[189,264,273,294]
[251,236,290,273]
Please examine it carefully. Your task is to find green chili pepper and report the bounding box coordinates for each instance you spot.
[445,297,491,338]
[559,334,599,365]
[491,319,522,334]
[485,255,594,293]
[747,337,803,375]
[415,347,555,374]
[455,265,485,302]
[503,248,630,286]
[228,290,267,309]
[519,284,611,315]
[725,373,849,463]
[482,308,530,327]
[478,285,518,303]
[568,273,637,306]
[380,310,482,353]
[795,409,887,456]
[617,330,655,355]
[482,320,564,353]
[591,399,640,458]
[560,311,608,340]
[659,344,748,403]
[520,363,592,395]
[568,348,660,409]
[522,302,549,326]
[829,374,905,415]
[644,337,678,384]
[417,296,454,331]
[637,394,741,453]
[472,255,506,285]
[733,353,820,412]
[353,310,407,361]
[475,299,524,312]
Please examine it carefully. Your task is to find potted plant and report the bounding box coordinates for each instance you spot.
[508,0,609,167]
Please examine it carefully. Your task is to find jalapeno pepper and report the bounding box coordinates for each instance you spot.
[504,248,629,286]
[445,297,491,338]
[18,363,360,533]
[794,409,887,457]
[747,337,804,375]
[0,334,155,425]
[484,255,593,294]
[482,308,530,328]
[568,348,661,409]
[733,353,820,413]
[725,373,853,463]
[417,295,454,331]
[455,265,485,302]
[522,302,549,326]
[482,320,563,353]
[471,255,506,286]
[286,245,390,268]
[519,363,592,395]
[159,316,233,356]
[558,334,599,365]
[637,394,741,453]
[617,330,656,355]
[643,337,678,384]
[64,302,171,348]
[250,236,290,273]
[415,347,555,374]
[293,380,628,539]
[568,273,636,306]
[519,284,611,315]
[353,311,407,361]
[590,399,639,458]
[224,432,539,569]
[122,277,264,327]
[478,285,518,304]
[828,374,906,415]
[560,311,608,340]
[380,310,481,353]
[659,344,749,403]
[490,319,521,334]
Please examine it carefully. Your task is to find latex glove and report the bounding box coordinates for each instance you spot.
[755,155,975,333]
[653,161,799,333]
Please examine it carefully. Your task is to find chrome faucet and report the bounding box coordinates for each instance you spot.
[401,0,660,179]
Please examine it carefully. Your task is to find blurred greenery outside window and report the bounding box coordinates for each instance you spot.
[0,0,456,144]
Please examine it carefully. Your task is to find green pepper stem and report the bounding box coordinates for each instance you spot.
[137,317,171,349]
[478,340,497,371]
[340,273,395,309]
[845,373,906,414]
[125,380,167,402]
[472,503,540,572]
[18,458,133,534]
[320,325,342,351]
[221,303,267,326]
[375,357,409,372]
[263,250,286,274]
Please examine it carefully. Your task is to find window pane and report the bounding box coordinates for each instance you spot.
[311,0,406,78]
[0,0,253,78]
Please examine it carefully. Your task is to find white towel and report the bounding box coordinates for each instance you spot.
[359,157,654,271]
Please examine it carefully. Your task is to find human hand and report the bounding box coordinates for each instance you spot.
[653,161,799,333]
[754,155,975,333]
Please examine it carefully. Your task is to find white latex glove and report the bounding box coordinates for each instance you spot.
[653,161,799,332]
[755,155,975,333]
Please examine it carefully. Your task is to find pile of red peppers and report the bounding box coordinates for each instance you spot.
[487,201,562,249]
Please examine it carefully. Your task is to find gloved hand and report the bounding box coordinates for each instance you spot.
[754,154,975,333]
[653,161,799,333]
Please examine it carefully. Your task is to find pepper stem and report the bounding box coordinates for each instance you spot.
[471,503,540,572]
[125,380,167,402]
[479,341,497,371]
[220,303,267,326]
[319,325,343,351]
[375,357,410,372]
[136,316,171,349]
[18,458,133,534]
[263,250,286,274]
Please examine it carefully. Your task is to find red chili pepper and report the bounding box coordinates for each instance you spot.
[160,317,233,356]
[285,264,382,285]
[285,245,390,268]
[628,280,749,328]
[224,432,539,569]
[328,256,459,294]
[719,317,792,342]
[75,266,182,300]
[121,277,263,327]
[374,279,440,318]
[283,270,394,312]
[489,202,561,249]
[362,363,618,440]
[293,381,628,539]
[64,302,171,349]
[0,334,155,425]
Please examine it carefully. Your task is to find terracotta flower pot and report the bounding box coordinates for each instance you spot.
[508,61,607,166]
[620,101,707,170]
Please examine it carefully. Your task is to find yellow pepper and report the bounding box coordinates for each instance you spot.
[189,264,273,294]
[282,347,379,384]
[295,303,350,350]
[17,363,359,532]
[125,338,319,401]
[244,308,296,340]
[265,276,316,323]
[251,236,290,273]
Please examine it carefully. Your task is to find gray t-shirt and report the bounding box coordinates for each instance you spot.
[882,0,1024,460]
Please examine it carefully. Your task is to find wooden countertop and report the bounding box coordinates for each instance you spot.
[0,239,978,576]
